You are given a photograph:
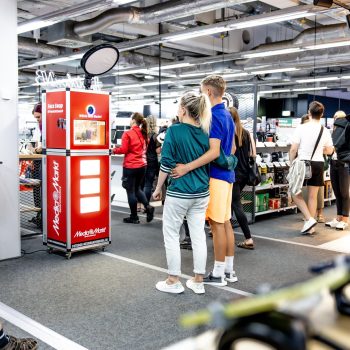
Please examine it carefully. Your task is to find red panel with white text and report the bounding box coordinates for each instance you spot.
[46,155,67,246]
[69,91,109,151]
[70,155,110,248]
[46,91,67,149]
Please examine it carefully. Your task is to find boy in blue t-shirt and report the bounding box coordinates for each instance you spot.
[172,75,237,286]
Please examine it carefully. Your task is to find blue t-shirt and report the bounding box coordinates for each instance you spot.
[210,103,235,183]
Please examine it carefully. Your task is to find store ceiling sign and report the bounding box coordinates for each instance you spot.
[35,70,103,90]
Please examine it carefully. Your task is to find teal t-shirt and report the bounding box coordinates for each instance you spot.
[160,123,210,199]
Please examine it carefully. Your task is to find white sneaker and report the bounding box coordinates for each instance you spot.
[186,279,205,294]
[301,217,317,234]
[156,280,184,294]
[336,221,349,231]
[326,218,340,228]
[225,271,238,283]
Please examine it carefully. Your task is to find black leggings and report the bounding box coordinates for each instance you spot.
[231,179,252,240]
[122,167,149,218]
[330,160,350,217]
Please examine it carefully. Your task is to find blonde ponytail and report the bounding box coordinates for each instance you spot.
[198,94,212,134]
[180,91,212,134]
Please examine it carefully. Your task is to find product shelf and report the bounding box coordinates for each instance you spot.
[255,205,297,217]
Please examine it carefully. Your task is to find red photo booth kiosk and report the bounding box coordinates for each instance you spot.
[42,88,111,258]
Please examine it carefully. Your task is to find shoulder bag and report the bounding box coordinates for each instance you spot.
[246,133,261,186]
[304,126,323,180]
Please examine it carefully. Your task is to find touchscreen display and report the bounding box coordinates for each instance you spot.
[74,120,106,146]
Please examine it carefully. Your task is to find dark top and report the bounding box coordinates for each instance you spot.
[146,132,160,167]
[234,128,251,182]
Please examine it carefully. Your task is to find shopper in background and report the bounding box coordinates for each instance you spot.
[113,113,155,224]
[143,115,161,203]
[29,102,43,228]
[300,114,326,224]
[229,107,256,249]
[326,110,350,230]
[289,102,334,234]
[172,75,237,286]
[0,322,37,350]
[153,91,211,294]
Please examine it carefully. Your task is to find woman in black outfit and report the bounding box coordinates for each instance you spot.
[143,115,161,202]
[326,111,350,230]
[229,107,256,249]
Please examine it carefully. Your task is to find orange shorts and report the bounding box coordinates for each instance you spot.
[206,178,233,224]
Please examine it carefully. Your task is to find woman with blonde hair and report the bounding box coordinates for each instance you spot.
[229,107,256,249]
[326,110,350,230]
[143,115,161,202]
[153,91,211,295]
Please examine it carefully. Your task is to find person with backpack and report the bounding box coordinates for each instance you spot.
[326,111,350,230]
[113,113,155,224]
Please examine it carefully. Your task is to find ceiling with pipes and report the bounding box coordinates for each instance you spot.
[17,0,350,109]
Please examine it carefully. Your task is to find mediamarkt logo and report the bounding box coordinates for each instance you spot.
[52,161,61,236]
[74,227,107,239]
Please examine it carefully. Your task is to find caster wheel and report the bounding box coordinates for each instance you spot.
[47,248,53,254]
[102,247,106,252]
[66,253,72,260]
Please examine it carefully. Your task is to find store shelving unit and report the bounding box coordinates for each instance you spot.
[19,154,42,236]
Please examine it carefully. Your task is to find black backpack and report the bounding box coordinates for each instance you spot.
[332,115,350,163]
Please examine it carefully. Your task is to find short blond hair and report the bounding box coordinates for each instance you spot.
[334,110,346,120]
[201,75,226,98]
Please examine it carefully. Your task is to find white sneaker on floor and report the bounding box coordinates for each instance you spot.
[225,271,238,283]
[186,279,205,294]
[156,280,184,294]
[336,221,349,231]
[326,218,340,228]
[301,218,317,234]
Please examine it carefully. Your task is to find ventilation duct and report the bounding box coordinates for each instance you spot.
[18,37,61,57]
[73,0,251,37]
[236,24,349,66]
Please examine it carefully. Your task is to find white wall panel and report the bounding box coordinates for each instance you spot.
[0,0,20,260]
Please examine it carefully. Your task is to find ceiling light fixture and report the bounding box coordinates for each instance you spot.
[296,76,339,83]
[21,53,84,68]
[229,10,314,30]
[252,68,299,75]
[150,62,193,70]
[304,40,350,50]
[17,20,55,34]
[114,80,173,90]
[113,69,150,76]
[243,48,304,58]
[259,86,329,94]
[179,72,210,78]
[222,72,250,79]
[164,27,227,42]
[292,86,329,92]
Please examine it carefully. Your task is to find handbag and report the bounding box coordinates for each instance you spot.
[214,146,238,171]
[304,126,323,180]
[246,134,261,186]
[247,157,261,186]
